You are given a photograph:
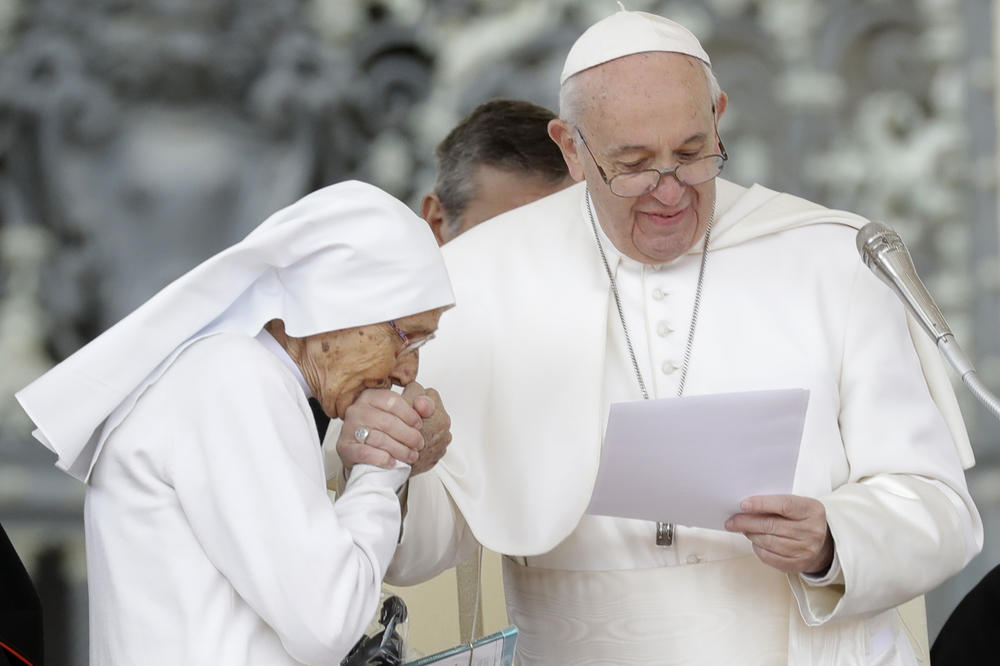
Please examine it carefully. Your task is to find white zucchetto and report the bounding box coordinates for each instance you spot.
[17,180,455,481]
[560,9,711,85]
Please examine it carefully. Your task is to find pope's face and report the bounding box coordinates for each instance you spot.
[300,307,446,419]
[553,52,725,264]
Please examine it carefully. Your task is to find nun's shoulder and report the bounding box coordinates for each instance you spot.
[164,332,292,394]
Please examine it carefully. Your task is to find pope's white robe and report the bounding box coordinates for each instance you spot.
[86,332,407,665]
[385,180,982,664]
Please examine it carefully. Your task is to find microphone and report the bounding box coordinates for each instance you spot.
[856,221,1000,420]
[856,222,955,344]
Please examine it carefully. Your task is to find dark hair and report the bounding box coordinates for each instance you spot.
[433,99,568,232]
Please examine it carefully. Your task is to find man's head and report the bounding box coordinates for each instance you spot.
[548,11,728,265]
[422,99,574,244]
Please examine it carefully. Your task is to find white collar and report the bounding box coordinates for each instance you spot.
[255,329,313,399]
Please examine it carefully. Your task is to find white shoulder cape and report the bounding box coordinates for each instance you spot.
[417,179,973,556]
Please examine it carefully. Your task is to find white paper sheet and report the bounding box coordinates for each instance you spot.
[586,388,809,530]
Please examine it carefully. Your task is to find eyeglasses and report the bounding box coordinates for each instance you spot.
[388,320,435,355]
[575,126,728,198]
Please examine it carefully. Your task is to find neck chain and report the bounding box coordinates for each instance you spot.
[585,188,715,546]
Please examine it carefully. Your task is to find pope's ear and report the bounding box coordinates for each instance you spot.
[548,119,585,182]
[714,91,729,124]
[421,193,449,246]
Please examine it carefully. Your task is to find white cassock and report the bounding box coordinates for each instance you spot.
[86,330,407,665]
[385,180,982,665]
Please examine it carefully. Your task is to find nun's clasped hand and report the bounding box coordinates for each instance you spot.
[337,386,445,475]
[724,494,835,576]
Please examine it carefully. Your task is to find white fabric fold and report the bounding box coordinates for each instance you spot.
[708,182,974,468]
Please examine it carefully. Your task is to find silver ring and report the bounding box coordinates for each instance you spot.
[354,426,371,444]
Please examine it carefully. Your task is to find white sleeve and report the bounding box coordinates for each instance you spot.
[166,342,408,665]
[321,415,475,584]
[789,262,983,623]
[322,418,346,482]
[384,469,480,586]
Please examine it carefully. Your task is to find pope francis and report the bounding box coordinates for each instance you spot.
[332,9,984,666]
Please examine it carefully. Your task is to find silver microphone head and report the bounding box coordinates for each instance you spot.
[855,221,894,265]
[855,221,952,341]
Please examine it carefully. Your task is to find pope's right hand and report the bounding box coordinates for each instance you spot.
[401,381,452,476]
[336,388,434,473]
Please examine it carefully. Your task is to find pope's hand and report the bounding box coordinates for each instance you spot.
[336,388,433,473]
[401,381,452,476]
[724,494,835,575]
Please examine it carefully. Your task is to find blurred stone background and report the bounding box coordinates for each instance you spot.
[0,0,997,662]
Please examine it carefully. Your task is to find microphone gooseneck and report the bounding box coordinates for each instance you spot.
[856,222,1000,421]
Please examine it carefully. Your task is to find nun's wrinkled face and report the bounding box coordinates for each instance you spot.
[300,307,446,420]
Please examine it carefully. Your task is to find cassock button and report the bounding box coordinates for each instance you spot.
[657,322,674,337]
[651,288,666,301]
[686,554,701,564]
[662,361,679,374]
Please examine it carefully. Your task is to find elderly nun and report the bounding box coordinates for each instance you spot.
[15,181,454,666]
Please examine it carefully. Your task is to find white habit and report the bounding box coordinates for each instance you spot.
[86,331,408,665]
[16,181,455,665]
[385,180,982,665]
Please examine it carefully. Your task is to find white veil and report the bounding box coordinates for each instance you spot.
[16,180,454,481]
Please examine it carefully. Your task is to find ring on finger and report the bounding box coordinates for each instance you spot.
[354,426,371,444]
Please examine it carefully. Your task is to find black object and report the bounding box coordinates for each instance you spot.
[0,523,44,666]
[931,562,1000,664]
[341,595,408,666]
[309,397,331,443]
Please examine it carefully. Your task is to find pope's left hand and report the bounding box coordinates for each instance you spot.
[724,494,834,575]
